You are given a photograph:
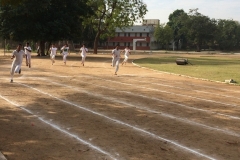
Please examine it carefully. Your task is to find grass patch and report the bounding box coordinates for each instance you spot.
[134,56,240,84]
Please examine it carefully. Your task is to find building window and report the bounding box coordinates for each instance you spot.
[124,33,126,37]
[140,33,142,37]
[135,33,137,37]
[147,33,149,37]
[113,42,115,46]
[118,33,120,37]
[140,42,142,46]
[128,42,130,47]
[128,33,130,37]
[147,43,149,46]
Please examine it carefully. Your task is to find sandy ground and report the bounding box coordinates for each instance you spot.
[0,53,240,160]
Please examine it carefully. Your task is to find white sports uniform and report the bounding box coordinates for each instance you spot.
[112,49,121,74]
[61,46,69,63]
[50,47,57,64]
[123,48,131,63]
[24,46,32,67]
[80,47,88,65]
[10,50,25,81]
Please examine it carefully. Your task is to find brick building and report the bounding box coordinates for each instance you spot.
[101,19,160,50]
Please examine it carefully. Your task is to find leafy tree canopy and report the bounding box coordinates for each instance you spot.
[0,0,93,55]
[84,0,148,53]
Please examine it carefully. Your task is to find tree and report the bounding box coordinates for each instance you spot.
[154,24,173,50]
[0,0,92,55]
[180,9,217,52]
[0,0,25,5]
[215,19,240,50]
[84,0,148,54]
[167,9,187,50]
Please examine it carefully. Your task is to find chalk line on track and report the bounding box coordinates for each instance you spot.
[128,78,240,101]
[79,75,240,109]
[32,76,240,138]
[0,94,118,160]
[65,75,240,121]
[138,76,240,93]
[15,81,217,160]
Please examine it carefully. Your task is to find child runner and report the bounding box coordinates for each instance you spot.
[50,44,57,65]
[80,44,88,66]
[112,45,121,75]
[10,44,25,83]
[121,46,131,65]
[24,42,32,68]
[61,44,69,65]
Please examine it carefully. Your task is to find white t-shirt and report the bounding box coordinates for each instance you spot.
[50,47,57,55]
[80,47,88,57]
[24,46,31,55]
[112,49,121,59]
[124,48,131,57]
[61,46,69,54]
[12,50,25,65]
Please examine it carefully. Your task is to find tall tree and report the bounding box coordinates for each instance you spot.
[180,9,217,52]
[0,0,91,55]
[84,0,148,54]
[167,9,187,50]
[154,24,173,50]
[215,19,240,50]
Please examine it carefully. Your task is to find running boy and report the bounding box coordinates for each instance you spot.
[121,46,131,65]
[80,44,88,66]
[10,44,25,83]
[61,44,69,65]
[24,42,32,68]
[50,44,57,65]
[112,45,121,75]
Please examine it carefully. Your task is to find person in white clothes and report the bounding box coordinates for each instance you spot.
[121,46,131,65]
[61,44,69,65]
[112,45,121,75]
[24,42,32,68]
[10,44,25,83]
[50,44,57,65]
[80,44,88,66]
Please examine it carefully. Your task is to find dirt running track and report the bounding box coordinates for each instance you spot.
[0,53,240,160]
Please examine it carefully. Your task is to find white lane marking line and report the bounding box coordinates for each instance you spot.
[34,77,240,138]
[0,94,118,160]
[68,76,240,120]
[79,75,240,109]
[139,76,240,93]
[15,82,217,160]
[89,80,240,120]
[132,61,240,91]
[129,78,240,101]
[30,75,240,121]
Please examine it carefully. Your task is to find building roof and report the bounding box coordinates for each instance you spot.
[116,25,154,33]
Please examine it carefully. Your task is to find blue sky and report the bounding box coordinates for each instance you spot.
[142,0,240,24]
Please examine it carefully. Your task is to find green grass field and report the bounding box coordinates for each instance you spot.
[134,56,240,84]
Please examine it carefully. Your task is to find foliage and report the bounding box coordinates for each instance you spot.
[179,9,217,52]
[0,0,91,55]
[154,24,173,50]
[215,19,240,50]
[84,0,148,53]
[167,9,187,49]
